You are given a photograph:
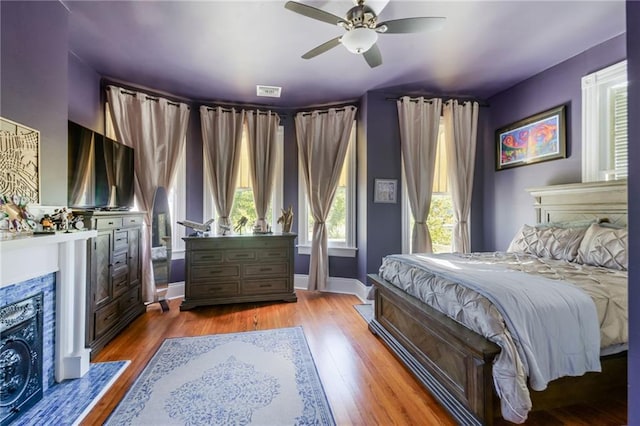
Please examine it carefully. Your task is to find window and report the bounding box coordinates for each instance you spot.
[106,103,187,258]
[401,120,454,254]
[582,60,628,182]
[297,122,357,257]
[203,125,284,234]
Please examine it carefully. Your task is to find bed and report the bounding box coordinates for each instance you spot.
[367,180,628,425]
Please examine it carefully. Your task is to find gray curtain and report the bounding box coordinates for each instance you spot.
[246,110,280,232]
[295,106,357,291]
[444,100,479,253]
[106,85,190,303]
[200,106,245,234]
[397,96,442,253]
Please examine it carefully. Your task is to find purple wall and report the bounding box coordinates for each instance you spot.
[68,53,103,132]
[1,1,69,205]
[484,34,626,251]
[361,91,403,283]
[626,0,639,422]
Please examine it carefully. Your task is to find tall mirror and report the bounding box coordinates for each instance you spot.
[152,186,171,311]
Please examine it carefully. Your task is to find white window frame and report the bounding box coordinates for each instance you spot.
[203,125,284,233]
[168,149,186,259]
[581,60,628,182]
[297,122,357,257]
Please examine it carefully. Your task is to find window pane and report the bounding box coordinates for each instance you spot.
[427,194,453,252]
[306,159,348,243]
[230,188,255,234]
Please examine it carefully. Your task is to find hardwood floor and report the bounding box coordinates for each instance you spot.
[83,290,626,425]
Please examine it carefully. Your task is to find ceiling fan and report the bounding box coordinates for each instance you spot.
[284,0,445,68]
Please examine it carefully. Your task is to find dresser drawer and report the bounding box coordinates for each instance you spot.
[112,272,129,298]
[257,247,288,260]
[191,265,240,281]
[113,231,129,253]
[118,286,140,312]
[243,278,289,295]
[95,301,119,337]
[112,252,129,275]
[225,250,256,262]
[123,215,144,227]
[244,262,288,277]
[190,251,223,264]
[187,237,243,250]
[244,238,289,249]
[96,217,123,229]
[190,281,239,298]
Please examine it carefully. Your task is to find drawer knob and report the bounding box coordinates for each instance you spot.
[259,284,271,288]
[260,267,272,272]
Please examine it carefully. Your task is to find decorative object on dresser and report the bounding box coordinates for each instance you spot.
[181,233,297,310]
[75,210,146,358]
[277,205,294,233]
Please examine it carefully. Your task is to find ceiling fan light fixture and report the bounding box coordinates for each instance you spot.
[341,27,378,54]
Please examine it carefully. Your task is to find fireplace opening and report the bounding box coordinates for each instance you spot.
[0,292,43,425]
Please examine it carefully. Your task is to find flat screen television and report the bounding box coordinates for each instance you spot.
[68,121,135,210]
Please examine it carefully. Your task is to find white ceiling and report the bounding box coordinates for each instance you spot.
[64,0,626,107]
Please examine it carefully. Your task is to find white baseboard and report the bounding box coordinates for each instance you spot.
[163,277,372,303]
[294,274,371,303]
[165,281,185,300]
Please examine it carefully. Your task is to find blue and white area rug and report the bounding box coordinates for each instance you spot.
[105,327,335,425]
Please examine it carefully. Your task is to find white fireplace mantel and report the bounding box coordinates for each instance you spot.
[0,230,97,381]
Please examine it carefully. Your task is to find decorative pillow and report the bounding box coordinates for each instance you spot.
[507,224,587,262]
[576,223,628,270]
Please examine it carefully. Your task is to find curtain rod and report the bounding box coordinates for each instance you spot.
[388,96,489,107]
[113,88,190,109]
[297,105,357,117]
[203,106,283,120]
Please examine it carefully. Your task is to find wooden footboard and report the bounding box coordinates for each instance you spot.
[368,273,627,425]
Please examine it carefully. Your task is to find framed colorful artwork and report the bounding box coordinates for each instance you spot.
[496,105,566,170]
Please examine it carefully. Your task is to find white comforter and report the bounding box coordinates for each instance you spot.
[378,252,628,424]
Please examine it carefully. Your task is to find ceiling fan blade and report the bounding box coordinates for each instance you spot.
[285,1,346,26]
[363,44,382,68]
[302,36,342,59]
[376,17,446,34]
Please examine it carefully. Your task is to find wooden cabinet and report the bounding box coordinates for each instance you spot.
[77,211,145,358]
[181,233,297,310]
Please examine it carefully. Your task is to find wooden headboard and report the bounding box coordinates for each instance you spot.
[527,180,627,226]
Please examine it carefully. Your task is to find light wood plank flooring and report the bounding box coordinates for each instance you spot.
[83,290,626,425]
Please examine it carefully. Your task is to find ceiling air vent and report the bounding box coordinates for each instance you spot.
[256,85,282,98]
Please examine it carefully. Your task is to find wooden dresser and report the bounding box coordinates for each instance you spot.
[76,210,146,357]
[181,233,297,310]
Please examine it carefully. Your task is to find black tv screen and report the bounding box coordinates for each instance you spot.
[68,121,135,209]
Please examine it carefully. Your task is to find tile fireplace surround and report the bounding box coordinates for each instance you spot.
[0,230,97,385]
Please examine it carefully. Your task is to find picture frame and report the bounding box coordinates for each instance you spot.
[0,117,41,203]
[374,179,397,203]
[496,105,566,171]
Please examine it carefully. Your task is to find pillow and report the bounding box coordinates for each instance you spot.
[576,223,628,270]
[507,224,587,262]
